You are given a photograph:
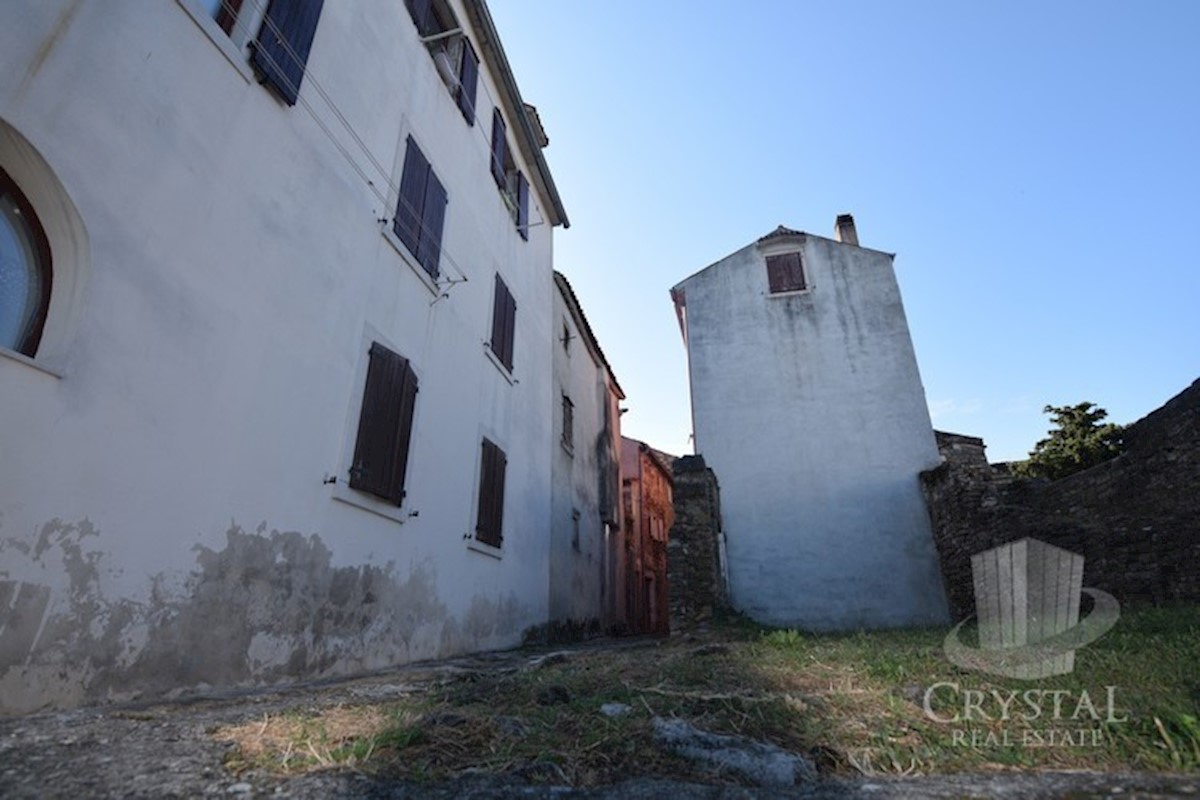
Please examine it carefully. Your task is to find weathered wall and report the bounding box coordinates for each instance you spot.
[667,455,727,630]
[673,228,950,630]
[0,0,560,712]
[549,278,621,636]
[621,438,673,634]
[923,379,1200,620]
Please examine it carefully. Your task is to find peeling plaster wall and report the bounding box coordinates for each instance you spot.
[676,233,950,631]
[0,0,555,712]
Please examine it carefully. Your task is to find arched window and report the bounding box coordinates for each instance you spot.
[0,167,51,357]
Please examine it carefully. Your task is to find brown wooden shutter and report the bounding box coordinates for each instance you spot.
[417,169,447,279]
[784,252,805,290]
[395,137,429,257]
[250,0,325,106]
[476,438,506,546]
[349,342,418,505]
[457,40,479,125]
[407,0,434,35]
[516,172,529,240]
[389,361,419,504]
[766,252,805,293]
[490,274,506,360]
[490,109,507,189]
[490,275,516,371]
[501,284,516,371]
[562,396,574,449]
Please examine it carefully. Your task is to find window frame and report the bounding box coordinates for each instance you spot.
[176,0,325,106]
[0,166,52,359]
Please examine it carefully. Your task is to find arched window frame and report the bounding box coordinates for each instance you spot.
[0,166,53,358]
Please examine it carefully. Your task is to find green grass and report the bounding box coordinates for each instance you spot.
[215,605,1200,785]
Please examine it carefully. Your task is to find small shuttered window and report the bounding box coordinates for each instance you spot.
[490,274,517,372]
[516,172,529,241]
[475,438,507,547]
[562,395,574,450]
[490,109,508,190]
[766,252,806,294]
[349,342,419,505]
[250,0,325,106]
[394,137,448,280]
[457,39,479,125]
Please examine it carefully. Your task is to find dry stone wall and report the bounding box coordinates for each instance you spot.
[667,455,727,630]
[922,379,1200,619]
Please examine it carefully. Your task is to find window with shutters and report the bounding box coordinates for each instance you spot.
[561,395,574,454]
[489,110,530,240]
[348,341,419,507]
[474,438,507,548]
[403,0,478,126]
[179,0,324,106]
[394,136,448,281]
[488,274,517,374]
[766,252,807,294]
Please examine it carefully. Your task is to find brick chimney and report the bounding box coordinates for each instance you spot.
[834,214,858,246]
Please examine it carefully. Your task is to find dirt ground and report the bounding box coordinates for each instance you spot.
[1,639,1197,799]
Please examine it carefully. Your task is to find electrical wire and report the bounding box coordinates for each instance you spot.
[219,0,547,279]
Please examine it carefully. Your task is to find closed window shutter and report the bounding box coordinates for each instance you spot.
[350,342,417,504]
[251,0,325,106]
[516,172,529,240]
[457,40,479,125]
[395,137,429,257]
[407,0,434,35]
[490,274,506,361]
[784,252,806,290]
[562,396,573,448]
[418,169,447,280]
[766,252,805,293]
[502,289,517,371]
[490,275,516,371]
[490,109,507,189]
[476,439,506,547]
[389,361,419,505]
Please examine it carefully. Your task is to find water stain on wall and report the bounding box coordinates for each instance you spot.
[0,520,472,712]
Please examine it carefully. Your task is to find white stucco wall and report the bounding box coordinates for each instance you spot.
[676,231,950,631]
[548,284,619,631]
[0,0,561,711]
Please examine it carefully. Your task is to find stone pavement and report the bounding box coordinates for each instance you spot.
[1,640,1197,799]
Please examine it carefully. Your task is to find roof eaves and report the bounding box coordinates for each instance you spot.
[462,0,569,228]
[553,271,625,399]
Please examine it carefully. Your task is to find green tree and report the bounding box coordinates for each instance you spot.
[1013,402,1124,481]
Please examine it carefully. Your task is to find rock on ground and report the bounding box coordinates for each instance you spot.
[652,716,818,787]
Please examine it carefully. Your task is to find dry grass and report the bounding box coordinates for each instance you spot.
[213,606,1200,786]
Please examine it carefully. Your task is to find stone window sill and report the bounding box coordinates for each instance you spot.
[0,346,62,378]
[467,538,502,560]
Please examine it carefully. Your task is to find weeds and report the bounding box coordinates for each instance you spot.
[214,605,1200,785]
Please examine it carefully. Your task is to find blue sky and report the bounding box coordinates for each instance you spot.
[491,1,1200,462]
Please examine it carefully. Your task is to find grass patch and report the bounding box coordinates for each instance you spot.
[214,605,1200,785]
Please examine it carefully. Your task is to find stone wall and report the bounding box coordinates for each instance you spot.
[667,455,727,630]
[922,379,1200,619]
